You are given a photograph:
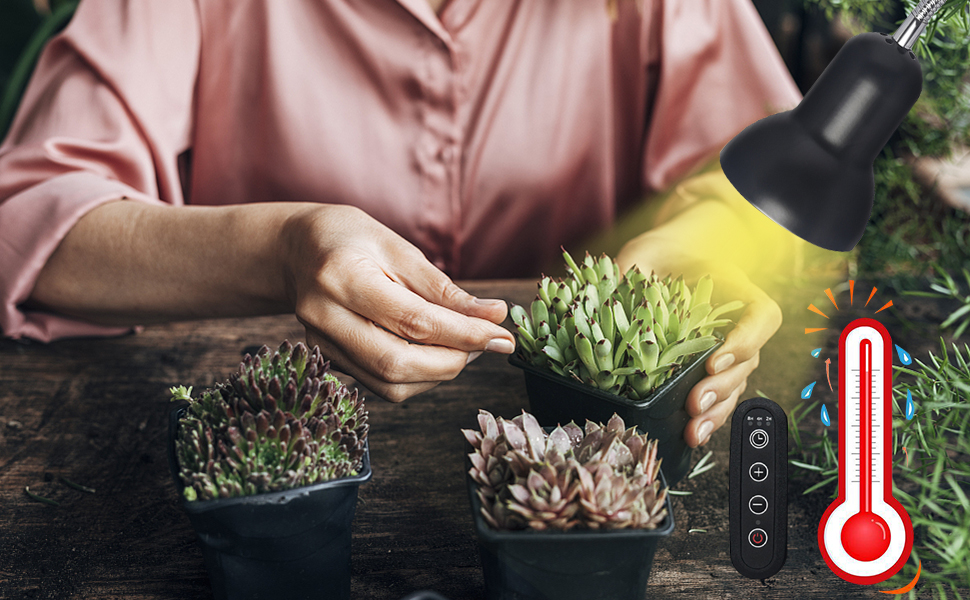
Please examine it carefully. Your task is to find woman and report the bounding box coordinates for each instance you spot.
[0,0,800,447]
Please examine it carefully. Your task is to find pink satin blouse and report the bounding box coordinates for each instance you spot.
[0,0,800,341]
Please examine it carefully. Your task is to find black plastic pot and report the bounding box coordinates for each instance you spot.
[167,404,372,600]
[467,467,674,600]
[509,340,720,486]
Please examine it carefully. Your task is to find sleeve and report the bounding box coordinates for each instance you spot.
[0,0,200,341]
[641,0,801,192]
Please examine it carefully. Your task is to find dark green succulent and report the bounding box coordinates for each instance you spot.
[171,341,368,501]
[511,250,743,400]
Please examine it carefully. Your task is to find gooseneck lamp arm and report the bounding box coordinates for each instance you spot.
[719,0,948,252]
[893,0,947,50]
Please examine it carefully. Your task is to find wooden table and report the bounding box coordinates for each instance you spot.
[0,279,936,599]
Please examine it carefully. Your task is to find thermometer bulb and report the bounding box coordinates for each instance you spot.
[818,318,913,585]
[840,340,891,562]
[842,512,890,562]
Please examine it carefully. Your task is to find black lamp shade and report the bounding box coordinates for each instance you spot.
[721,33,923,251]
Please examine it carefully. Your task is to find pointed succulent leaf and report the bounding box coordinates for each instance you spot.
[531,298,549,329]
[574,333,598,375]
[562,249,584,283]
[657,336,717,367]
[693,275,713,308]
[537,276,554,307]
[510,304,532,333]
[599,299,614,341]
[707,300,745,322]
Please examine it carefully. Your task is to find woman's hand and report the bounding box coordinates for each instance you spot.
[280,204,516,402]
[617,238,782,448]
[683,265,780,447]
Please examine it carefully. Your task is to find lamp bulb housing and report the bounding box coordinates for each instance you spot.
[721,33,923,252]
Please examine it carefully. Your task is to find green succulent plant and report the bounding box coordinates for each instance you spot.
[511,250,743,400]
[171,340,368,501]
[464,410,668,531]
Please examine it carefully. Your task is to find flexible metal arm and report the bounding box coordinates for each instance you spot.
[893,0,948,49]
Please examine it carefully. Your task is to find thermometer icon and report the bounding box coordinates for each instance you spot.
[819,318,913,584]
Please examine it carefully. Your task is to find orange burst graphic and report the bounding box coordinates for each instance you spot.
[808,304,830,319]
[803,282,893,335]
[879,560,921,594]
[865,287,878,307]
[824,288,839,310]
[874,300,894,314]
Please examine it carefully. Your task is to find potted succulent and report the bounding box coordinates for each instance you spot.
[509,250,742,484]
[463,409,673,600]
[167,341,370,600]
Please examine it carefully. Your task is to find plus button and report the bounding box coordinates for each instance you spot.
[749,462,768,482]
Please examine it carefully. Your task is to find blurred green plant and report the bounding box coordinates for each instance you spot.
[0,0,78,140]
[788,339,970,598]
[805,0,970,286]
[1,1,42,85]
[905,265,970,337]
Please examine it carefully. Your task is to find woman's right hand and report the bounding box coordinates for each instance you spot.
[280,204,515,402]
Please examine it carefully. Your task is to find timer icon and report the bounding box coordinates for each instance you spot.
[750,429,769,448]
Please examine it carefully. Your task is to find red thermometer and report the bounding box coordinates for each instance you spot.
[818,318,913,584]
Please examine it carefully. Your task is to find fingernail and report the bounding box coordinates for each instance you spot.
[466,351,483,365]
[699,390,717,413]
[713,353,735,374]
[475,298,506,307]
[485,338,515,354]
[698,420,714,444]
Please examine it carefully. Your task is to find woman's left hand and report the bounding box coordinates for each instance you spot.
[616,242,782,448]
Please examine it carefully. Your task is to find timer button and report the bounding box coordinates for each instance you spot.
[749,528,768,548]
[749,462,768,482]
[750,429,769,448]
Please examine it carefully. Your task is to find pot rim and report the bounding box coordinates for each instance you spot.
[508,339,722,411]
[168,402,372,514]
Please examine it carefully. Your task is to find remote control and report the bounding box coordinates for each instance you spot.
[729,397,787,579]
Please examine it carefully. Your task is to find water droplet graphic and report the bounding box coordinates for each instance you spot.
[820,404,831,426]
[801,381,817,399]
[811,348,822,358]
[895,345,912,365]
[905,389,915,420]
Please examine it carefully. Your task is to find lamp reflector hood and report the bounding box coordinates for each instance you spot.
[720,33,923,252]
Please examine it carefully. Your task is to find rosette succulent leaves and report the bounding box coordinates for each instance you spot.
[171,341,368,501]
[511,250,743,399]
[464,410,667,531]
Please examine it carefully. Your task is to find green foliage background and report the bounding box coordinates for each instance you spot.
[807,0,970,286]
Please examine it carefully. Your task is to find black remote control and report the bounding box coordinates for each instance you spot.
[729,397,787,579]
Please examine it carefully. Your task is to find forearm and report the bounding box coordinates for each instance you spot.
[28,200,308,326]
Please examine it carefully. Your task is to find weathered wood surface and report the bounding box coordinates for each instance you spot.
[0,279,947,599]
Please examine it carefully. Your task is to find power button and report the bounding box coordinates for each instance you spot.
[749,528,768,548]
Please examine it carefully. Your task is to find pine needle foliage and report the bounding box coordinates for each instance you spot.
[788,339,970,597]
